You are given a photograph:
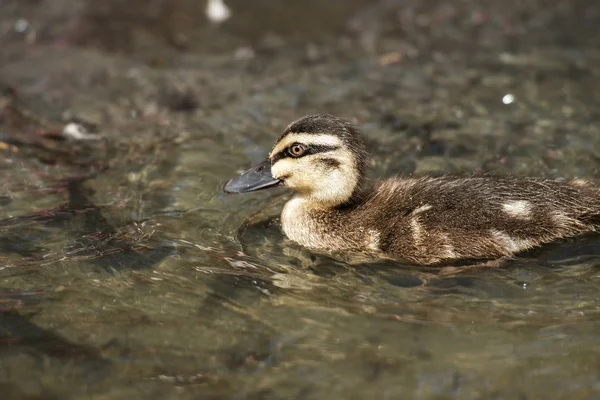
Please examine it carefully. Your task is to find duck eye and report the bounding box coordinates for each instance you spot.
[288,144,306,157]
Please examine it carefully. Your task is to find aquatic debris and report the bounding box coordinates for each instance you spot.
[206,0,231,24]
[0,86,109,167]
[234,46,256,61]
[379,51,403,66]
[0,141,18,153]
[61,122,102,141]
[502,94,515,105]
[13,19,30,33]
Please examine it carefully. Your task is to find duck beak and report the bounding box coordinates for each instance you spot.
[224,160,282,193]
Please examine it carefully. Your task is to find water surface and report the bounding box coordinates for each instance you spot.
[1,0,600,398]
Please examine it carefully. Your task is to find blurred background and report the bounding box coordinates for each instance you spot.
[1,1,600,399]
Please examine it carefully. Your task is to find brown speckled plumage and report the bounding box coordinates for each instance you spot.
[225,114,600,265]
[294,176,600,264]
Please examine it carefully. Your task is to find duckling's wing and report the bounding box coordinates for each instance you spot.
[362,176,600,265]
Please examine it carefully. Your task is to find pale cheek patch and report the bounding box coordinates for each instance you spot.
[502,200,532,219]
[271,140,358,205]
[271,158,296,181]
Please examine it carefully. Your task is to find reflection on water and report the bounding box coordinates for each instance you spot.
[1,0,600,398]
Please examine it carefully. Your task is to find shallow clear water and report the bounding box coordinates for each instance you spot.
[1,0,600,399]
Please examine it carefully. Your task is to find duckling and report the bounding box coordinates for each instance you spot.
[224,114,600,265]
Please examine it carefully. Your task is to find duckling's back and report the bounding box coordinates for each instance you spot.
[355,176,600,265]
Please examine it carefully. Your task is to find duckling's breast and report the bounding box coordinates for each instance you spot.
[280,197,365,251]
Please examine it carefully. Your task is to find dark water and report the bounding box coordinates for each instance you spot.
[1,0,600,398]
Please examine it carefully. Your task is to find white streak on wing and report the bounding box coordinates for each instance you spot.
[489,229,533,253]
[412,204,432,215]
[502,200,532,219]
[366,229,381,251]
[551,211,585,229]
[439,233,456,258]
[410,217,423,243]
[570,178,589,187]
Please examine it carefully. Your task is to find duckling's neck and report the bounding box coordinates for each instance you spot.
[281,196,342,250]
[293,183,368,211]
[280,189,369,251]
[335,183,369,210]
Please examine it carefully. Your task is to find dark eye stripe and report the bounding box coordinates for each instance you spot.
[271,144,340,164]
[308,144,340,153]
[320,157,341,169]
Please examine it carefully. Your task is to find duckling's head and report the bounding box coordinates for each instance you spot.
[224,114,368,207]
